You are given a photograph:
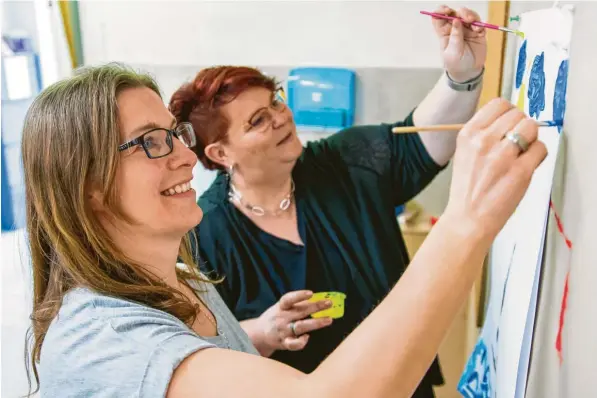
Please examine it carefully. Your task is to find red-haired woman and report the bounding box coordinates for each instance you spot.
[170,7,486,396]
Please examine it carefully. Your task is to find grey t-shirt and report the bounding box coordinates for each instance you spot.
[39,278,259,397]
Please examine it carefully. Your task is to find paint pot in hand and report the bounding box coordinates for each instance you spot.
[309,291,346,319]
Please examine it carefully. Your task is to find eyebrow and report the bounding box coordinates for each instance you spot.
[125,118,177,141]
[247,106,267,123]
[246,93,275,123]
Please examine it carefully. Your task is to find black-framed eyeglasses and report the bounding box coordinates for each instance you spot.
[118,122,196,159]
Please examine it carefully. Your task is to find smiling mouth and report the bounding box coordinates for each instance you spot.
[161,181,193,196]
[277,132,293,146]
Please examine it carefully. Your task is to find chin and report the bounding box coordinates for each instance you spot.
[172,202,204,234]
[188,204,204,227]
[288,134,304,158]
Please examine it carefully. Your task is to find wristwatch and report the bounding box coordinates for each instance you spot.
[446,68,485,92]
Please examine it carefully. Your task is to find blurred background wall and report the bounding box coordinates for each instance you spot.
[76,0,487,212]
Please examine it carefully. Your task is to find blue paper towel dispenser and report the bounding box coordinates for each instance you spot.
[287,67,356,130]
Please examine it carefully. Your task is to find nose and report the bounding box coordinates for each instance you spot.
[272,107,291,130]
[167,137,198,170]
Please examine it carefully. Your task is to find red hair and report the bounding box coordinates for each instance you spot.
[169,66,278,170]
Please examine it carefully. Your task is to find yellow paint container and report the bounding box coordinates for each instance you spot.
[309,292,346,319]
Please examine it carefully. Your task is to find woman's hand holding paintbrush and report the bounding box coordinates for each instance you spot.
[430,5,487,83]
[421,10,525,38]
[421,11,524,39]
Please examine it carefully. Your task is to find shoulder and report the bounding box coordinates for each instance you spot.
[300,123,393,176]
[46,287,192,334]
[195,173,236,249]
[307,110,416,157]
[194,173,247,257]
[196,172,237,235]
[197,170,229,215]
[40,288,215,397]
[304,123,387,151]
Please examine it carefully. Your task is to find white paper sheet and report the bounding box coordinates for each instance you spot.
[459,6,573,398]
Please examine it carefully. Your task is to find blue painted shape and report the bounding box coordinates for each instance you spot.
[528,52,546,119]
[553,59,569,133]
[515,40,527,89]
[542,120,564,128]
[458,339,492,398]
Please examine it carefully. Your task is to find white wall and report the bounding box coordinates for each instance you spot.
[79,0,487,68]
[2,1,39,49]
[77,0,488,202]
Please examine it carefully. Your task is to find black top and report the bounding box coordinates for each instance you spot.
[196,110,446,395]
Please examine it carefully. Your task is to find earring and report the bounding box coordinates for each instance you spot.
[227,164,234,179]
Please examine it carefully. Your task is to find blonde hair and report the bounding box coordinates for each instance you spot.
[22,63,213,395]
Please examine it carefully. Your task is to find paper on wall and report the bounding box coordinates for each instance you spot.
[458,6,574,398]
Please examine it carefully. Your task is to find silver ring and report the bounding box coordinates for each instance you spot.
[289,321,299,337]
[504,131,530,153]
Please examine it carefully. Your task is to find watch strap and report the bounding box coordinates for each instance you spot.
[446,68,485,92]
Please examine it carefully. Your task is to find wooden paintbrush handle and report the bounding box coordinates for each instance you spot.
[391,124,465,134]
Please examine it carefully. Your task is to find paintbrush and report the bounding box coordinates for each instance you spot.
[392,120,562,134]
[420,10,525,38]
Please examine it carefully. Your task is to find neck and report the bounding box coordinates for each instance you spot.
[230,170,293,213]
[103,221,182,288]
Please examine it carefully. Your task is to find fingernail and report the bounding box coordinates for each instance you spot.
[325,300,333,306]
[326,318,333,324]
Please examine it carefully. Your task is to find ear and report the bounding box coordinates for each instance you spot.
[204,141,232,169]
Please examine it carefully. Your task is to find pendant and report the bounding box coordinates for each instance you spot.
[250,206,266,216]
[279,198,291,211]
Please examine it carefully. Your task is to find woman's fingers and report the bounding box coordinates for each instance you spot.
[458,99,516,158]
[431,4,456,32]
[289,318,333,339]
[457,7,481,24]
[436,4,456,15]
[494,117,540,159]
[431,6,485,38]
[291,298,333,319]
[298,317,333,335]
[514,139,548,179]
[463,98,514,135]
[482,106,527,143]
[433,5,456,19]
[446,98,548,240]
[456,7,485,36]
[283,334,310,351]
[281,318,333,350]
[278,290,313,311]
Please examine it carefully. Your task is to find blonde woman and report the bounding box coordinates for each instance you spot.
[24,63,545,398]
